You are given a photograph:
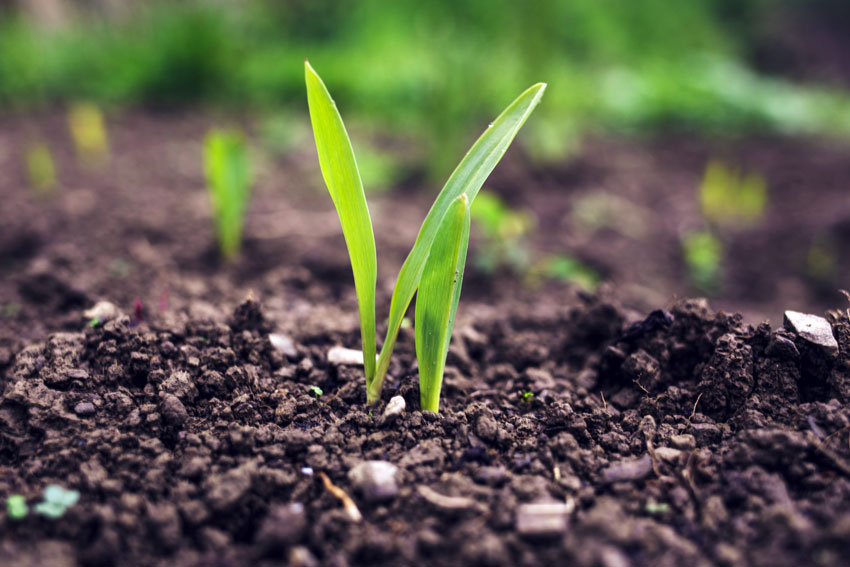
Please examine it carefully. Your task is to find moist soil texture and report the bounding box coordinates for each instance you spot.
[2,111,850,566]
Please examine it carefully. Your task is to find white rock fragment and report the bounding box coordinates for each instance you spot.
[268,333,298,358]
[516,502,571,537]
[383,396,406,418]
[348,461,399,502]
[327,346,364,366]
[784,311,839,357]
[84,301,123,323]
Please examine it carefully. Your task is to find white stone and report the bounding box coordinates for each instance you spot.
[784,311,838,357]
[348,461,399,502]
[516,502,570,536]
[269,333,297,358]
[327,346,364,366]
[383,396,406,418]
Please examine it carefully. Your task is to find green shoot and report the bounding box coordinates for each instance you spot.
[535,254,600,292]
[305,61,378,387]
[309,385,323,398]
[470,190,534,273]
[68,102,109,167]
[6,495,27,520]
[25,141,57,196]
[699,160,767,227]
[33,485,79,519]
[521,391,535,403]
[305,60,545,407]
[682,230,723,292]
[203,129,253,261]
[415,195,471,412]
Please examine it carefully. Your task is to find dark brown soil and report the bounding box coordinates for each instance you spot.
[3,111,850,566]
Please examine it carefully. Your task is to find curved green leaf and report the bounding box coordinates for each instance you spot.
[305,61,377,383]
[415,195,470,412]
[372,82,546,401]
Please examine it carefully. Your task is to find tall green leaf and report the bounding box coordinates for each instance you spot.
[204,129,252,260]
[415,194,471,412]
[372,82,547,401]
[305,61,377,383]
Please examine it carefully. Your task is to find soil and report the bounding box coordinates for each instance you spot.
[3,110,850,566]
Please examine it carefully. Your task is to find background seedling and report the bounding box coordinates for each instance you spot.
[204,128,253,261]
[682,230,723,292]
[309,385,323,398]
[25,141,57,196]
[470,190,534,274]
[700,160,767,227]
[68,102,109,167]
[33,485,79,519]
[306,61,545,408]
[6,495,27,520]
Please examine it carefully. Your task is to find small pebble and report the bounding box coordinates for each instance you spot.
[670,434,696,451]
[690,423,721,446]
[601,456,653,483]
[784,311,838,358]
[383,396,406,418]
[268,334,298,358]
[160,395,188,427]
[515,502,571,537]
[348,461,399,502]
[74,401,96,417]
[327,346,364,366]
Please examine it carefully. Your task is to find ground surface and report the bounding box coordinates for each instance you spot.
[2,112,850,566]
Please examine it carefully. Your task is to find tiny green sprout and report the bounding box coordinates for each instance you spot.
[521,391,535,403]
[682,230,723,292]
[537,254,600,292]
[305,61,545,410]
[6,495,28,520]
[25,141,57,196]
[699,160,767,227]
[88,317,101,328]
[309,385,323,398]
[203,128,253,261]
[368,409,374,420]
[645,501,669,515]
[34,485,79,519]
[68,102,109,167]
[470,190,534,274]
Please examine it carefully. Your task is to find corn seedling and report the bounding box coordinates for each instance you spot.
[68,102,109,167]
[33,485,79,519]
[204,129,253,260]
[25,141,57,196]
[682,230,723,292]
[700,160,767,227]
[305,61,545,410]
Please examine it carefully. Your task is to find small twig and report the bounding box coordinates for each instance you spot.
[319,472,362,522]
[600,391,607,411]
[553,466,561,482]
[633,378,667,405]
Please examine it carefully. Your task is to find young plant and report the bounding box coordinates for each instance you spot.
[203,129,253,260]
[699,160,767,227]
[68,102,109,167]
[33,485,79,519]
[25,141,57,196]
[305,61,545,410]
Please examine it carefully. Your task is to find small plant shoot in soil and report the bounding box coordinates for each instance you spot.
[305,61,545,408]
[700,160,767,227]
[203,129,253,260]
[68,102,109,167]
[33,485,79,519]
[25,140,57,196]
[6,495,27,520]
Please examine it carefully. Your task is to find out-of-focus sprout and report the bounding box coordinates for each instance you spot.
[68,103,109,167]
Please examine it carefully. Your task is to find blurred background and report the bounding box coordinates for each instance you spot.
[1,0,850,334]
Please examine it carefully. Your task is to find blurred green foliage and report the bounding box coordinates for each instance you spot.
[682,230,724,292]
[1,0,850,173]
[700,160,767,227]
[204,129,253,260]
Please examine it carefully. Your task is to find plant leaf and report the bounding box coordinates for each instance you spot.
[204,129,252,260]
[305,61,377,383]
[372,82,546,399]
[415,194,470,412]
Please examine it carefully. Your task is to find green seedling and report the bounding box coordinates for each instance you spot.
[700,160,767,227]
[68,102,109,167]
[309,385,323,398]
[682,230,723,292]
[6,495,28,520]
[25,141,57,195]
[204,129,253,260]
[306,61,545,410]
[534,254,600,292]
[521,391,535,403]
[470,190,534,274]
[33,485,79,519]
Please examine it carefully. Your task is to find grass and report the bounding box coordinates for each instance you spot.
[306,61,544,409]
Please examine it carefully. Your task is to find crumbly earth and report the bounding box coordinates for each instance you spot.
[1,293,850,567]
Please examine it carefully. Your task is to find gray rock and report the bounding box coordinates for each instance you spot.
[84,301,123,323]
[516,502,571,537]
[348,461,399,502]
[383,395,406,418]
[255,503,306,552]
[74,401,96,417]
[268,334,298,358]
[601,456,653,483]
[784,311,838,358]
